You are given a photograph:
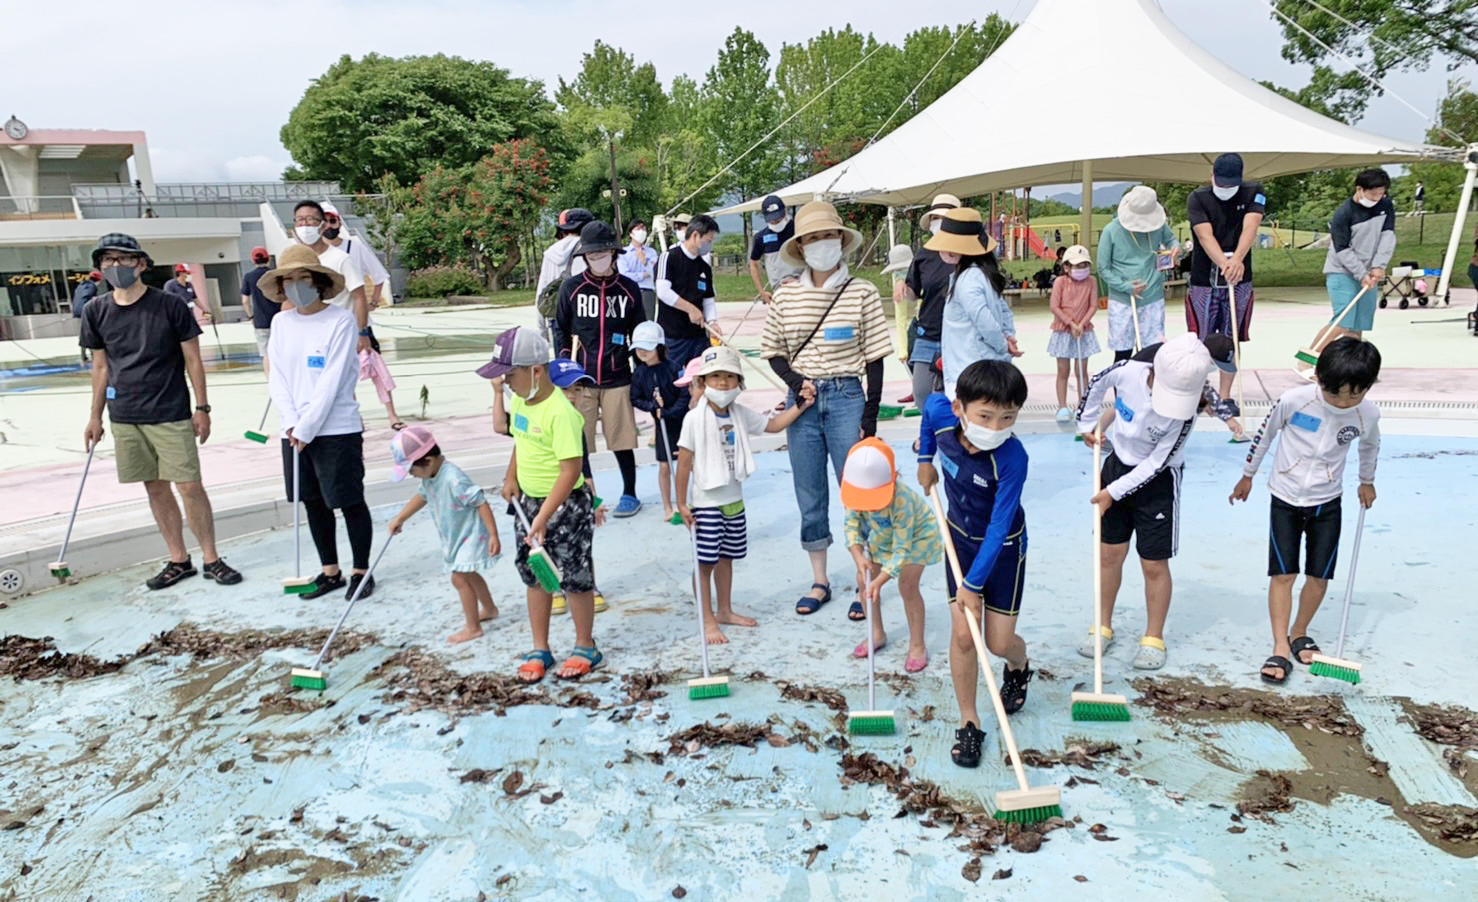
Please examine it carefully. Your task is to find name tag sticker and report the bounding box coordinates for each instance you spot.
[939,454,960,479]
[1254,193,1267,206]
[307,355,325,369]
[611,333,626,346]
[512,413,530,433]
[1290,411,1321,432]
[105,385,117,400]
[697,279,708,292]
[823,326,855,342]
[1115,397,1135,422]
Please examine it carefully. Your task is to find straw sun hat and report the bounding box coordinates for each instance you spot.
[778,201,864,268]
[923,207,997,256]
[918,192,961,229]
[259,244,345,303]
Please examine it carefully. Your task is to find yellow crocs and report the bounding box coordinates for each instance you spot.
[551,593,568,616]
[593,592,608,613]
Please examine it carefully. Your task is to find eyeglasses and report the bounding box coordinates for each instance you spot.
[98,255,141,267]
[294,216,324,226]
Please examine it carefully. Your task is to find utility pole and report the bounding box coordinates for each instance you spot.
[608,131,623,236]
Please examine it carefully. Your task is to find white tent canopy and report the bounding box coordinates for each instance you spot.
[713,0,1453,215]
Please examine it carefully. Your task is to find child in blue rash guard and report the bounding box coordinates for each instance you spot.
[916,359,1032,770]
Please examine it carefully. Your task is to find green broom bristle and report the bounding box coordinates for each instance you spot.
[688,683,730,700]
[527,549,562,594]
[50,566,71,579]
[993,804,1063,825]
[847,713,897,735]
[669,512,683,525]
[1309,660,1362,685]
[1071,701,1132,722]
[244,431,269,443]
[283,583,316,595]
[903,408,921,418]
[1295,350,1319,366]
[290,674,326,691]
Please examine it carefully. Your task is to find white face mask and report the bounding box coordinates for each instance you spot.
[295,225,322,245]
[586,251,614,275]
[1355,193,1378,208]
[929,220,943,235]
[768,217,788,232]
[631,229,647,245]
[962,420,1011,452]
[675,228,686,243]
[1211,184,1239,202]
[522,371,541,402]
[802,238,844,271]
[705,386,741,408]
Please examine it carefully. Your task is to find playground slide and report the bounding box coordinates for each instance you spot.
[1025,227,1056,261]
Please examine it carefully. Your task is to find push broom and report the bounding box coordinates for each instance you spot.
[1293,285,1372,380]
[1224,272,1251,444]
[49,441,97,580]
[1071,432,1131,722]
[927,487,1062,824]
[682,513,730,701]
[282,448,316,595]
[655,394,684,526]
[244,398,271,443]
[510,498,563,594]
[702,321,903,420]
[1309,506,1367,685]
[290,532,395,691]
[847,547,895,735]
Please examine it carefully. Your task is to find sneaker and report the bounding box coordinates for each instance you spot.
[346,572,376,601]
[613,495,642,518]
[146,557,197,590]
[551,593,568,616]
[1055,407,1073,423]
[999,662,1034,715]
[300,571,347,600]
[951,721,985,769]
[1221,398,1241,417]
[202,558,242,585]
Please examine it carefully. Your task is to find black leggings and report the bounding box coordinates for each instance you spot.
[615,449,637,497]
[304,498,372,571]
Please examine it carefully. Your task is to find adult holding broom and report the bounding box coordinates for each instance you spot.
[265,245,375,600]
[1098,186,1178,362]
[763,201,893,616]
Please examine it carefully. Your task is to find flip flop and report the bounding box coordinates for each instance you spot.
[517,649,555,684]
[1290,636,1321,666]
[795,583,831,615]
[1260,655,1293,685]
[847,600,866,621]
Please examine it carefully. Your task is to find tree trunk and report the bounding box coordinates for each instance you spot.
[492,242,522,289]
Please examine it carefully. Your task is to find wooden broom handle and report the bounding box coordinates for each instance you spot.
[926,486,1031,792]
[701,322,790,393]
[1092,431,1105,696]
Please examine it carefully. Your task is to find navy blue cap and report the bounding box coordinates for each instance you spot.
[548,358,595,389]
[1213,153,1243,188]
[761,195,786,222]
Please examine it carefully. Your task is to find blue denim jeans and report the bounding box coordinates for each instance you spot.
[786,376,865,550]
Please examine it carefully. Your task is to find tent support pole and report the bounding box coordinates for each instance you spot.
[886,206,897,249]
[1434,144,1477,305]
[1080,159,1094,257]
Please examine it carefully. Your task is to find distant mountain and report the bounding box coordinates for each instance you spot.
[1047,183,1135,210]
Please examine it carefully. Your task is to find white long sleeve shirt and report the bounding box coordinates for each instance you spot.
[339,237,390,288]
[534,234,586,302]
[655,243,718,322]
[267,305,362,443]
[1077,360,1195,500]
[1243,383,1379,507]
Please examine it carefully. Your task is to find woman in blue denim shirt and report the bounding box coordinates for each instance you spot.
[928,208,1020,401]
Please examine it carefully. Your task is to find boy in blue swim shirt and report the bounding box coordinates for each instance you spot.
[917,360,1032,770]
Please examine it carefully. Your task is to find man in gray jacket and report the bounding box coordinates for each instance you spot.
[1319,169,1396,348]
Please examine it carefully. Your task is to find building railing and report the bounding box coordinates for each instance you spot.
[68,183,381,221]
[0,196,84,220]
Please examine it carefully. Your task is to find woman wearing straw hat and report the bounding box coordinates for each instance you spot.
[762,201,894,615]
[894,194,960,414]
[926,207,1018,402]
[265,244,377,600]
[1099,186,1178,361]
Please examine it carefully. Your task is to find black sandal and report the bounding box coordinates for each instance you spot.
[146,557,197,591]
[951,721,985,768]
[1290,636,1321,666]
[847,600,866,621]
[1260,655,1293,685]
[795,583,831,615]
[999,662,1034,715]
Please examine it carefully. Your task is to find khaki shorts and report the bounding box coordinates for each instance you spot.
[113,420,202,484]
[573,385,637,452]
[254,328,272,360]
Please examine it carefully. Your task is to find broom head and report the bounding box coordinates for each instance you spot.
[1294,347,1320,366]
[1071,690,1132,722]
[1308,652,1362,685]
[993,786,1063,824]
[877,405,903,421]
[290,666,326,691]
[847,709,897,736]
[903,408,922,418]
[282,576,316,595]
[687,675,731,700]
[669,512,684,525]
[49,561,71,580]
[244,430,269,444]
[527,547,563,594]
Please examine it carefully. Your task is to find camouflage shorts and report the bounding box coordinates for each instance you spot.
[511,485,595,593]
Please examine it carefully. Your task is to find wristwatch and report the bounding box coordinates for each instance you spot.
[196,404,212,414]
[359,328,371,337]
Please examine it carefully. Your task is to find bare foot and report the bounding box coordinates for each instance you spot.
[704,622,730,645]
[663,506,675,521]
[448,626,484,644]
[715,610,758,628]
[478,603,499,622]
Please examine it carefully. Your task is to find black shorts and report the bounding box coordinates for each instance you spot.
[281,433,365,509]
[945,524,1028,617]
[1100,453,1180,561]
[511,485,595,593]
[1268,495,1342,578]
[653,414,684,463]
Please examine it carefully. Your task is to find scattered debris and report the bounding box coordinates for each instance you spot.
[776,681,848,714]
[803,843,828,869]
[619,671,671,705]
[256,690,321,715]
[1017,741,1120,770]
[1404,804,1478,845]
[1401,701,1478,777]
[377,649,552,717]
[0,635,125,681]
[961,857,982,882]
[992,867,1012,880]
[458,769,502,785]
[665,721,775,756]
[1236,771,1295,823]
[1134,679,1364,737]
[1010,831,1042,853]
[138,623,374,662]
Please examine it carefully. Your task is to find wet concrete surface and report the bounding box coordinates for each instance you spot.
[1,430,1475,899]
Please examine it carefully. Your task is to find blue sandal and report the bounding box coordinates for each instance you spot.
[557,645,603,680]
[517,649,556,684]
[795,583,832,615]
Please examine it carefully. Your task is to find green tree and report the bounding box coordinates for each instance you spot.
[896,18,1015,121]
[1272,0,1478,82]
[555,145,663,231]
[556,41,669,148]
[774,27,905,180]
[656,75,722,215]
[1409,79,1478,211]
[280,54,564,191]
[702,28,783,251]
[398,140,553,287]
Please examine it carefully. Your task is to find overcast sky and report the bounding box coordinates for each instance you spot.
[5,0,1470,184]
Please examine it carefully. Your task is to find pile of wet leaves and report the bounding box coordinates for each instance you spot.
[0,635,126,681]
[1401,701,1478,778]
[1017,741,1121,770]
[376,649,553,717]
[136,624,374,662]
[664,720,778,756]
[1132,678,1363,737]
[775,680,848,714]
[1235,770,1295,822]
[619,670,671,705]
[1404,803,1478,845]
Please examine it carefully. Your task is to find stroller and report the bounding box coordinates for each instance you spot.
[1378,262,1429,309]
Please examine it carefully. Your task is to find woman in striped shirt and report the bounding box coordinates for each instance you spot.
[762,201,894,615]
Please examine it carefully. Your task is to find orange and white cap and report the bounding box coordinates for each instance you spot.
[840,437,897,512]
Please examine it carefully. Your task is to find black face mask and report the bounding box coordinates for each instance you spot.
[322,227,341,240]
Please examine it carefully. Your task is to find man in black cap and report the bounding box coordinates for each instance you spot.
[535,208,595,339]
[79,233,243,589]
[1187,152,1265,407]
[552,221,648,517]
[748,195,801,302]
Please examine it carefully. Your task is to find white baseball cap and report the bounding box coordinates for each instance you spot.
[1151,333,1214,419]
[631,321,665,351]
[840,438,897,511]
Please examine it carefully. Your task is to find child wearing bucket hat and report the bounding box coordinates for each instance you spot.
[629,322,688,522]
[1099,186,1178,361]
[916,359,1034,768]
[924,208,1020,402]
[386,427,502,645]
[1076,333,1215,672]
[841,437,941,672]
[1047,245,1102,421]
[675,345,812,644]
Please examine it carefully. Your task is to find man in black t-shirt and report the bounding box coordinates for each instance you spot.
[240,246,276,374]
[656,213,721,370]
[79,233,242,590]
[749,194,801,302]
[1187,152,1265,404]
